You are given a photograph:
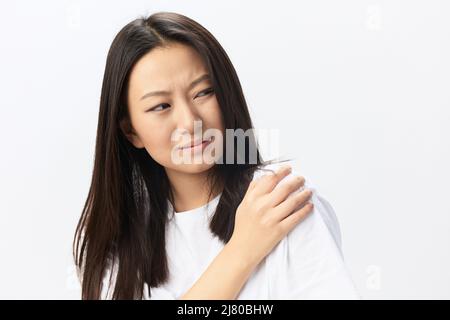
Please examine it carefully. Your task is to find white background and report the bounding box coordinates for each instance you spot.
[0,0,449,299]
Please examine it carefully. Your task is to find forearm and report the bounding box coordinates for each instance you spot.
[179,239,259,300]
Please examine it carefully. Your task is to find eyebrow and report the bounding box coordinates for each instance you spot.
[139,74,211,101]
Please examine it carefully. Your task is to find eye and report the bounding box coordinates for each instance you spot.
[195,87,214,98]
[147,103,170,112]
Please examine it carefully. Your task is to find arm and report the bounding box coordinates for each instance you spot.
[180,164,313,300]
[179,238,259,300]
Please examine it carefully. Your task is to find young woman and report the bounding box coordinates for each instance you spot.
[73,11,359,300]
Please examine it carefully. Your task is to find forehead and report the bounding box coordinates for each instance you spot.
[128,43,208,91]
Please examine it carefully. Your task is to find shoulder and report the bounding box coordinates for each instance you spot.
[255,162,359,298]
[252,161,343,254]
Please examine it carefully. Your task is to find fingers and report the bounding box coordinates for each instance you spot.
[268,174,306,207]
[252,165,292,196]
[273,188,313,222]
[278,200,314,234]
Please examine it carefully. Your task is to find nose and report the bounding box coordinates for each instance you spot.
[175,99,204,137]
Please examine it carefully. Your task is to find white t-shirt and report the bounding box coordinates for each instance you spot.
[103,162,360,299]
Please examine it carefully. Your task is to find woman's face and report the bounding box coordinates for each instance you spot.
[123,42,224,174]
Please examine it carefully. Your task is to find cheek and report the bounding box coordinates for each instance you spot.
[134,117,172,153]
[144,130,174,165]
[146,128,171,149]
[201,100,224,131]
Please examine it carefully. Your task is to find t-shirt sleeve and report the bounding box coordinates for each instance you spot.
[266,170,361,299]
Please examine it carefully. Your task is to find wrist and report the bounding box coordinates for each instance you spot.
[225,237,261,273]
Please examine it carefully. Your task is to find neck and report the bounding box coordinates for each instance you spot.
[165,167,222,213]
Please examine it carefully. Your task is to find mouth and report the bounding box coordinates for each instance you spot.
[179,136,214,150]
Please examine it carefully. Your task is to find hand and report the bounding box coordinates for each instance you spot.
[229,165,314,267]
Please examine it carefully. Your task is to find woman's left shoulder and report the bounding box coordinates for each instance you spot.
[257,162,359,299]
[292,171,343,256]
[253,161,343,253]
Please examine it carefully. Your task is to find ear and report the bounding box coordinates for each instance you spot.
[119,117,145,149]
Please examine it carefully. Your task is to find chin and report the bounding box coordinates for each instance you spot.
[173,161,216,174]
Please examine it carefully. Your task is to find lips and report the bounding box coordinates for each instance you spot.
[179,136,213,150]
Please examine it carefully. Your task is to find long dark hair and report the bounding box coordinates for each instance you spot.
[73,11,288,299]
